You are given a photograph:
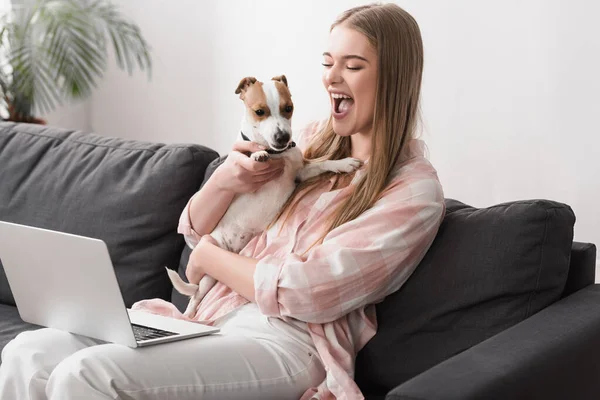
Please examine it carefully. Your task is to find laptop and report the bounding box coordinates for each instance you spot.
[0,221,219,347]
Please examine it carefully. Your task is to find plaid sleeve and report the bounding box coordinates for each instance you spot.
[254,173,445,323]
[178,195,201,249]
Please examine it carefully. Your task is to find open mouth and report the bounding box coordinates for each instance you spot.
[331,93,354,120]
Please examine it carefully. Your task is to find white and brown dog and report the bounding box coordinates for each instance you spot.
[167,75,361,318]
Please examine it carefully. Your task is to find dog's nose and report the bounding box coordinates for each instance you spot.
[274,130,291,146]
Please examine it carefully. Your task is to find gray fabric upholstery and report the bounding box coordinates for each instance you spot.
[0,304,40,360]
[355,198,576,395]
[0,122,218,307]
[386,284,600,400]
[563,242,597,297]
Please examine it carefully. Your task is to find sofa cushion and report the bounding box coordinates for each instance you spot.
[355,198,575,395]
[0,304,40,365]
[0,122,218,307]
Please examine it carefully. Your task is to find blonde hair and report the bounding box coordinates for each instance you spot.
[273,3,424,249]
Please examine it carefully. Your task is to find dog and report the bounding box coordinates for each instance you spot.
[167,75,361,318]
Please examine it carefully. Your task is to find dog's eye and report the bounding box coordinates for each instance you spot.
[255,109,265,116]
[285,105,293,113]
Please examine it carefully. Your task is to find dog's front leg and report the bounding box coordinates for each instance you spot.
[297,158,362,182]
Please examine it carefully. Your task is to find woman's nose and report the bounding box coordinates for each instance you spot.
[324,64,343,86]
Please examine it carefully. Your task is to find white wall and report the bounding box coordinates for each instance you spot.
[85,0,600,261]
[43,101,90,131]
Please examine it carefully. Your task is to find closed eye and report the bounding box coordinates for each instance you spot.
[322,62,362,71]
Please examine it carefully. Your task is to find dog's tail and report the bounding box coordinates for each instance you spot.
[165,267,198,297]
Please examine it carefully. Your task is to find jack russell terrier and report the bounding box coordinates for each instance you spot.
[167,75,361,318]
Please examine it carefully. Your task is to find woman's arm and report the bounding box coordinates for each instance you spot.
[188,236,258,302]
[183,141,285,240]
[253,173,445,324]
[188,171,445,320]
[187,171,237,237]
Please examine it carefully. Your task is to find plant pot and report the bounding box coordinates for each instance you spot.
[6,116,47,125]
[6,103,47,125]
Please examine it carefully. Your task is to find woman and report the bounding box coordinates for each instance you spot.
[0,3,445,399]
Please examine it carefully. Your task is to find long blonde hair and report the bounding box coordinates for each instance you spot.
[273,3,424,247]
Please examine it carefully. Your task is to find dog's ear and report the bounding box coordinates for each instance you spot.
[271,75,288,87]
[235,77,257,97]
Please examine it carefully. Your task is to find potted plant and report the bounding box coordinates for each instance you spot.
[0,0,152,123]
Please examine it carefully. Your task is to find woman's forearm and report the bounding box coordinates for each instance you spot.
[188,169,236,237]
[197,240,257,302]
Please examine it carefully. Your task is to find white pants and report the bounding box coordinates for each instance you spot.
[0,303,325,400]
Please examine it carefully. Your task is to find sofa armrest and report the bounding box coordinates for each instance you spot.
[563,242,596,297]
[386,284,600,400]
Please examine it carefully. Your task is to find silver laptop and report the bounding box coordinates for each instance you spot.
[0,221,219,347]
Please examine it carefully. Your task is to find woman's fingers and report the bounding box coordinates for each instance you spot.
[217,146,287,194]
[232,140,265,154]
[234,153,285,175]
[252,167,284,183]
[235,154,275,172]
[185,263,204,285]
[251,159,285,176]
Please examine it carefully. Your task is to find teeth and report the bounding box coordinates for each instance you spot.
[331,93,352,99]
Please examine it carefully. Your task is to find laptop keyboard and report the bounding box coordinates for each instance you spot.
[131,323,178,342]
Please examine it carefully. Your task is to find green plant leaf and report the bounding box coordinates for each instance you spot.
[85,1,152,75]
[0,0,152,118]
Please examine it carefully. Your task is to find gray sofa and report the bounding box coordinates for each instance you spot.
[0,121,598,400]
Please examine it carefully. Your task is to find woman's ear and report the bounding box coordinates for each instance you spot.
[271,75,288,87]
[235,77,258,97]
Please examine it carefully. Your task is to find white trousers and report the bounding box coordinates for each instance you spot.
[0,304,325,400]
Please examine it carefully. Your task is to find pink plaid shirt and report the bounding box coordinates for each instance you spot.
[134,122,445,399]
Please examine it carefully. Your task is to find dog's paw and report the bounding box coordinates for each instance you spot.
[252,151,270,162]
[327,157,362,174]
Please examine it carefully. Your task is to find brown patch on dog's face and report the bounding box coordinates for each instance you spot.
[272,76,294,119]
[243,81,271,122]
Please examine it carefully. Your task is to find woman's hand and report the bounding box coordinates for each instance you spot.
[212,141,285,194]
[185,235,220,285]
[184,234,259,302]
[199,234,218,247]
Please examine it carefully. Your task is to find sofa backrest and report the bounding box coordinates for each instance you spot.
[0,122,218,307]
[354,198,576,395]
